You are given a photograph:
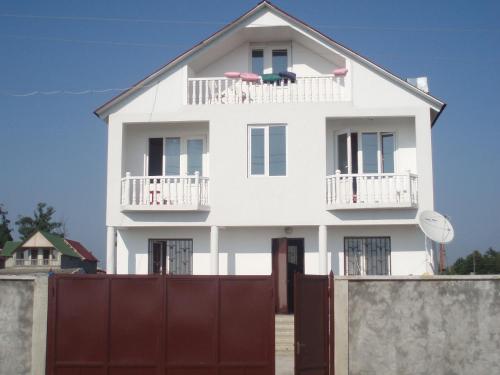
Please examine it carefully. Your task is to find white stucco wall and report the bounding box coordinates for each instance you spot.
[109,103,431,228]
[102,5,442,276]
[116,225,428,276]
[197,40,341,78]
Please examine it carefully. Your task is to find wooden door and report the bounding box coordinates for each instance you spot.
[294,273,329,375]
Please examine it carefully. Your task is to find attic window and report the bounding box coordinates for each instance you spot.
[272,49,288,73]
[252,49,264,75]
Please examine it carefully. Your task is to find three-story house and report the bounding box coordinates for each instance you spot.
[95,1,445,312]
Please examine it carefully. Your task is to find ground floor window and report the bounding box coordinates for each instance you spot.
[148,239,193,275]
[344,237,391,275]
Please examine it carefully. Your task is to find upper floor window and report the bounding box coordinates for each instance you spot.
[248,124,287,176]
[337,130,395,174]
[251,49,264,75]
[148,136,206,176]
[345,237,391,275]
[272,49,288,73]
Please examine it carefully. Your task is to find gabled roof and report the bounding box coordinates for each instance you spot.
[66,239,98,262]
[1,231,97,262]
[94,0,445,120]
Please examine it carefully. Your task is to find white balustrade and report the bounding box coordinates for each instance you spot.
[326,171,418,209]
[121,172,209,210]
[187,75,349,105]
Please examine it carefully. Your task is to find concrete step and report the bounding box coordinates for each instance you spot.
[275,314,295,354]
[276,346,294,353]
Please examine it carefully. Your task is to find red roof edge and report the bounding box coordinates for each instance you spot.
[66,239,98,262]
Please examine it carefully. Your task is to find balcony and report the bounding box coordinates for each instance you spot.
[187,75,349,105]
[15,259,60,267]
[121,173,209,212]
[326,171,418,210]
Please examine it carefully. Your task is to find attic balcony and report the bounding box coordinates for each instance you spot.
[120,172,210,212]
[326,171,418,210]
[187,74,350,105]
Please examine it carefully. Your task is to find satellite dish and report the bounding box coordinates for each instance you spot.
[418,210,454,244]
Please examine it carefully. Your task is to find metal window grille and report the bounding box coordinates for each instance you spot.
[148,239,193,275]
[344,237,391,275]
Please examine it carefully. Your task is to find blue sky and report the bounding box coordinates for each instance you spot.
[1,0,499,267]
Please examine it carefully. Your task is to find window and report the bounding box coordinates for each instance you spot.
[272,49,288,73]
[16,250,25,266]
[336,131,395,174]
[148,137,205,176]
[381,133,395,173]
[30,249,38,265]
[249,125,287,176]
[187,139,203,175]
[251,49,264,75]
[165,138,181,175]
[361,133,378,173]
[250,128,265,175]
[148,138,163,176]
[148,239,193,275]
[269,126,286,176]
[344,237,391,275]
[42,249,55,265]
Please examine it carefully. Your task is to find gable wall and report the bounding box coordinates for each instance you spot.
[113,65,187,116]
[351,59,431,109]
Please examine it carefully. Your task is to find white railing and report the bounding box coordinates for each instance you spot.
[326,171,418,209]
[121,172,209,210]
[15,259,59,266]
[187,75,349,105]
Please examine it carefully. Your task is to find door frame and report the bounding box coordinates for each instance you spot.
[271,237,305,314]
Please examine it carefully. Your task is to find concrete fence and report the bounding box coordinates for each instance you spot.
[334,276,500,375]
[0,275,48,375]
[1,275,499,375]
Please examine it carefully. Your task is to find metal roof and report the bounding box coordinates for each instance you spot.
[1,231,97,261]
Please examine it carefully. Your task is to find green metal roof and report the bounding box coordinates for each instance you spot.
[1,241,22,257]
[0,231,80,258]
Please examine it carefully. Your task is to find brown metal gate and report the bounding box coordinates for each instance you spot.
[46,275,274,375]
[294,273,331,375]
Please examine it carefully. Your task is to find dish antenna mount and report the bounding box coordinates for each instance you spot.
[418,210,454,273]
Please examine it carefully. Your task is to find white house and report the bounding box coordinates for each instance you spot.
[94,1,445,312]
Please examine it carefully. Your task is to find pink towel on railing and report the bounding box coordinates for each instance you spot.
[240,72,260,82]
[333,68,348,76]
[224,71,241,78]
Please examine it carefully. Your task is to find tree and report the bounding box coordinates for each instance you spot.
[15,202,64,240]
[447,248,500,275]
[0,204,13,248]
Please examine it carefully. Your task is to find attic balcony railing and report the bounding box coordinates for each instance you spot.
[121,172,209,211]
[326,171,418,209]
[187,75,349,105]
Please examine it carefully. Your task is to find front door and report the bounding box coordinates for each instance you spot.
[272,238,304,314]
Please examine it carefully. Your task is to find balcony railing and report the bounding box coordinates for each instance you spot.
[15,259,59,266]
[187,75,349,105]
[121,172,209,211]
[326,171,418,209]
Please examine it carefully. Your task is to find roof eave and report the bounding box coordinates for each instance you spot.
[93,1,269,120]
[94,0,446,120]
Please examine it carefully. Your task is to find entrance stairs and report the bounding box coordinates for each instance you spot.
[275,314,294,354]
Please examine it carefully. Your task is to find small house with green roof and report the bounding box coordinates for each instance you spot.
[0,230,98,274]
